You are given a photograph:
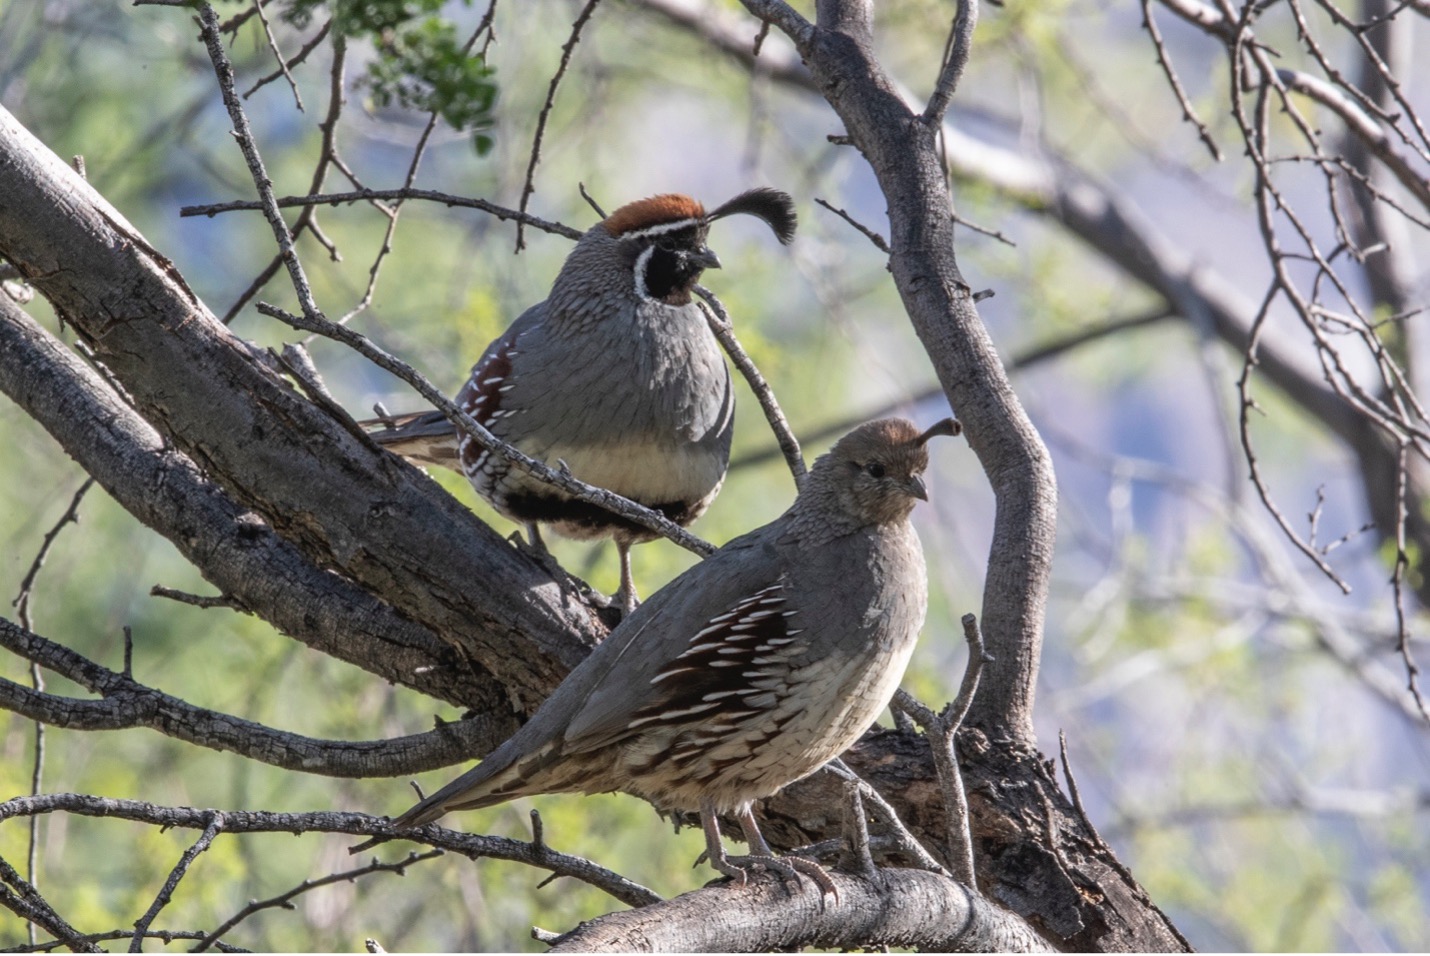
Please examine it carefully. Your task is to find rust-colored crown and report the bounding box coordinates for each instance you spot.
[601,194,706,236]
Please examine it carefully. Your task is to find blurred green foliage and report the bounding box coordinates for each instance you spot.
[0,0,1426,951]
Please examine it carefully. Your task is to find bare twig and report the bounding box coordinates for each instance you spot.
[250,0,304,111]
[130,814,224,952]
[193,850,445,952]
[890,615,987,887]
[148,585,243,611]
[334,11,496,329]
[1389,439,1429,721]
[20,929,245,954]
[814,197,890,254]
[922,0,979,123]
[516,0,604,251]
[1141,0,1224,161]
[11,475,94,946]
[0,853,98,952]
[245,17,331,99]
[1276,66,1430,213]
[182,188,583,240]
[822,759,949,876]
[951,210,1015,246]
[694,287,806,488]
[0,794,660,910]
[838,782,877,877]
[578,182,607,217]
[12,479,95,619]
[0,614,506,778]
[193,2,323,322]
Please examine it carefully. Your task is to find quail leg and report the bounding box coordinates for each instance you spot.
[612,539,640,614]
[736,804,839,898]
[511,523,596,600]
[699,802,838,899]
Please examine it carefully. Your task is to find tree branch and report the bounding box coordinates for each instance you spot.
[0,294,502,713]
[180,189,584,240]
[0,616,506,778]
[0,795,660,910]
[547,867,1053,952]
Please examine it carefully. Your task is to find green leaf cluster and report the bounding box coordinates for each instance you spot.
[285,0,498,153]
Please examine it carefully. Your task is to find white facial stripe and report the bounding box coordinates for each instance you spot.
[620,217,701,241]
[633,244,655,300]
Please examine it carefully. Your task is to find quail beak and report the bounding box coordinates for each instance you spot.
[906,474,929,501]
[693,246,722,270]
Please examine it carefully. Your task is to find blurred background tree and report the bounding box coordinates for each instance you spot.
[0,0,1426,951]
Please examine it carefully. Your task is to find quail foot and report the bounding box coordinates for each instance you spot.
[389,416,961,891]
[366,188,797,612]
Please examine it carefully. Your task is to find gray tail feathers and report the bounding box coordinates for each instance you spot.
[389,759,513,830]
[388,744,565,830]
[360,409,461,468]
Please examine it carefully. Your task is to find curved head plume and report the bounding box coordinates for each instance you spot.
[915,417,961,445]
[599,189,796,245]
[705,187,797,244]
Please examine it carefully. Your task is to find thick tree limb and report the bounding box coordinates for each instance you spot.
[548,868,1053,952]
[755,0,1057,747]
[0,294,503,712]
[0,103,606,715]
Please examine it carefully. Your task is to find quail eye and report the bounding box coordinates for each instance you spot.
[865,462,886,479]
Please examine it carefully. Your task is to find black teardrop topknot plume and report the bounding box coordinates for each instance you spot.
[706,188,798,244]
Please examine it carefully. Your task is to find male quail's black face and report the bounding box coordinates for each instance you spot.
[598,189,794,307]
[625,222,718,306]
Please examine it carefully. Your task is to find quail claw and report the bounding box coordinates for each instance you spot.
[709,852,839,900]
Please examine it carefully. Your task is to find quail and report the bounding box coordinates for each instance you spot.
[368,188,798,611]
[390,416,960,889]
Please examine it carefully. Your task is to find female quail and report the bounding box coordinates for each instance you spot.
[391,417,960,887]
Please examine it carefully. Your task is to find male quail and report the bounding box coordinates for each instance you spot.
[391,417,960,888]
[369,189,797,611]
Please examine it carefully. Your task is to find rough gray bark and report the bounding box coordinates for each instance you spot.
[548,868,1056,952]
